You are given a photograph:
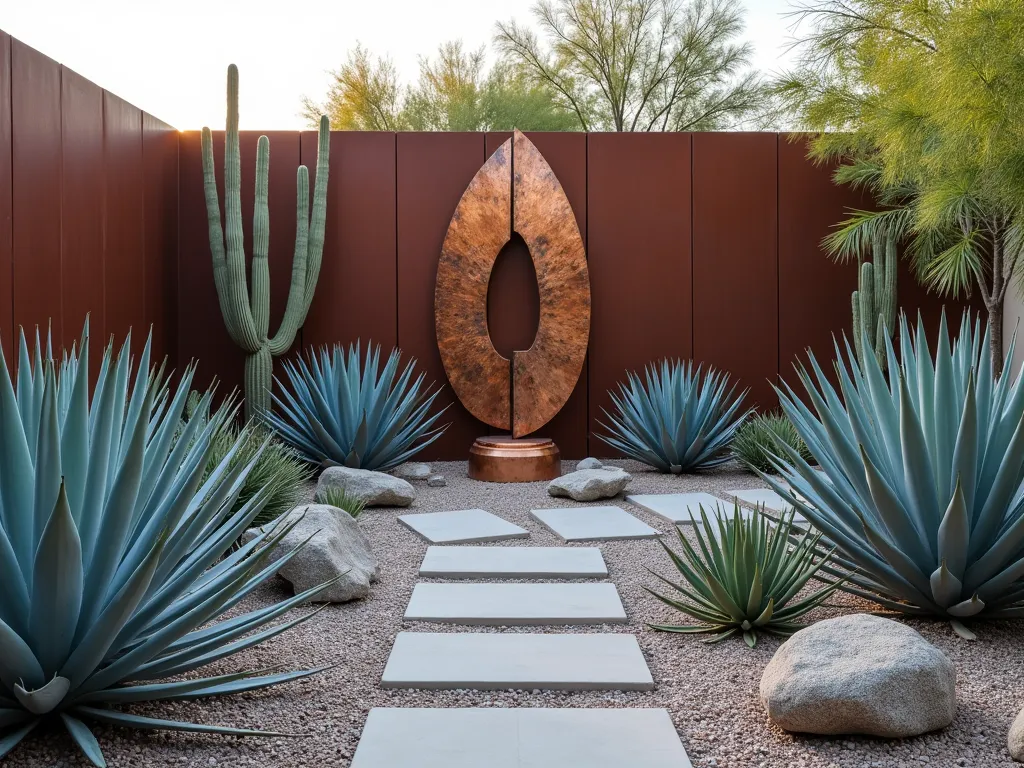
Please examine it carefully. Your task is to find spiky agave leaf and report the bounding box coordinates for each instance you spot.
[646,504,840,647]
[596,359,750,473]
[267,341,449,471]
[0,320,334,766]
[764,310,1024,636]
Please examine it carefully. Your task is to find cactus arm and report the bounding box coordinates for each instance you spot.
[200,128,238,342]
[852,290,863,366]
[303,115,332,312]
[859,262,875,367]
[251,135,271,342]
[269,115,330,356]
[268,166,310,356]
[883,234,898,329]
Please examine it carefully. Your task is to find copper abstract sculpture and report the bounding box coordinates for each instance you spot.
[435,130,590,439]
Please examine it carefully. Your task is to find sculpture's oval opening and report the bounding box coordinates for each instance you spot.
[487,231,540,359]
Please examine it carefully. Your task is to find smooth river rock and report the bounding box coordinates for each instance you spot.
[760,614,956,738]
[547,467,631,502]
[576,457,603,470]
[317,466,415,508]
[392,462,432,481]
[243,504,378,602]
[1009,707,1024,761]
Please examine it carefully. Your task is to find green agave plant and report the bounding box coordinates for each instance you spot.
[647,504,841,647]
[732,411,813,474]
[267,341,448,471]
[0,322,333,766]
[766,311,1024,639]
[596,359,749,473]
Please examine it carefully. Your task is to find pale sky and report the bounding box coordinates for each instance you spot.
[0,0,799,130]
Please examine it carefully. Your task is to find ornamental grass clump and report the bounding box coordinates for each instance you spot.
[267,341,448,471]
[647,504,840,647]
[596,359,749,473]
[732,412,813,474]
[0,322,333,766]
[319,487,366,519]
[767,312,1024,639]
[182,393,312,528]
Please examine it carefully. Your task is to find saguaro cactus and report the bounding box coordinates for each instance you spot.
[201,64,330,418]
[851,230,897,371]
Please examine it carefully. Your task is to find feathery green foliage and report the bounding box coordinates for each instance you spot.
[182,393,312,529]
[319,487,366,519]
[732,412,812,475]
[495,0,770,131]
[202,64,331,417]
[302,41,579,131]
[596,359,749,473]
[777,0,1024,376]
[647,504,840,647]
[0,322,332,766]
[266,341,448,471]
[766,311,1024,639]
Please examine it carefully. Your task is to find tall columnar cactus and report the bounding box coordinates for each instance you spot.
[851,230,897,370]
[201,64,330,418]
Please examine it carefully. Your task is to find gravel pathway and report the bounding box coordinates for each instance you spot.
[12,460,1024,767]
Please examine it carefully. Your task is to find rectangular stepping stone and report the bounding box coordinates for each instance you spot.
[419,546,608,579]
[381,632,654,691]
[351,707,692,768]
[530,505,660,542]
[728,489,806,523]
[398,509,528,544]
[404,583,626,625]
[626,492,740,523]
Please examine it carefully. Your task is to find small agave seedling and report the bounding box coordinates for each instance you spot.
[267,341,448,471]
[596,359,749,473]
[0,321,333,766]
[647,504,841,647]
[767,312,1024,639]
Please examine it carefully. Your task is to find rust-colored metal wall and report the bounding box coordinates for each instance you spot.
[1,30,178,364]
[5,30,976,462]
[587,133,694,453]
[693,132,778,409]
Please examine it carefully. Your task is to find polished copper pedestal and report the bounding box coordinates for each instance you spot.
[468,436,561,483]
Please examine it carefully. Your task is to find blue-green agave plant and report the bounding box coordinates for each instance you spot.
[267,341,448,470]
[0,322,333,766]
[596,359,750,473]
[765,311,1024,639]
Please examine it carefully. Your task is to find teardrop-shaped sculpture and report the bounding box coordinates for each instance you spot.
[435,130,590,437]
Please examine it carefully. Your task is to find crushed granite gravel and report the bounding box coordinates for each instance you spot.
[10,459,1024,767]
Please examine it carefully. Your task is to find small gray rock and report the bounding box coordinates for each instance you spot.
[547,467,631,502]
[1009,707,1024,761]
[316,466,415,508]
[242,504,378,602]
[576,457,603,470]
[392,462,432,481]
[427,474,447,487]
[760,614,956,738]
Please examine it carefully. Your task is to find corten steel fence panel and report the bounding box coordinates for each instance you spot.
[142,112,179,366]
[176,130,301,396]
[485,131,589,459]
[397,132,489,460]
[103,91,145,353]
[300,130,398,353]
[778,135,864,387]
[61,67,106,350]
[587,132,694,458]
[0,31,12,354]
[692,132,779,411]
[11,39,63,340]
